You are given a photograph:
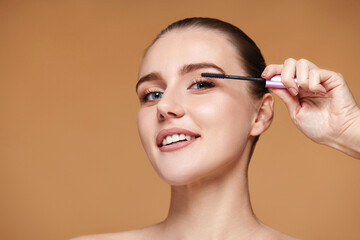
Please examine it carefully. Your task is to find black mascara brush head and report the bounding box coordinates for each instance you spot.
[201,73,265,82]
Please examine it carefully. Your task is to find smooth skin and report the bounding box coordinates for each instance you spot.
[71,29,360,240]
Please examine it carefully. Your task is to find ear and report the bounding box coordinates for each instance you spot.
[250,93,274,136]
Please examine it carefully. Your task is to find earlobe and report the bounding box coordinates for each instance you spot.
[250,93,274,136]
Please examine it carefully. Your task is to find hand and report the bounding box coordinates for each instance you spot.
[262,58,360,159]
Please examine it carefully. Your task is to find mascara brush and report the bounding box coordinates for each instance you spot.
[201,73,298,89]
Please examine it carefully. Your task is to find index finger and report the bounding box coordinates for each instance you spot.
[262,64,283,78]
[262,63,298,96]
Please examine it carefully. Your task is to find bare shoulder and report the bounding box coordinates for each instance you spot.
[256,231,302,240]
[69,224,161,240]
[276,233,303,240]
[69,231,139,240]
[257,223,303,240]
[272,228,303,240]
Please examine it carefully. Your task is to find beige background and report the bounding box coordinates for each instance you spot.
[1,0,359,240]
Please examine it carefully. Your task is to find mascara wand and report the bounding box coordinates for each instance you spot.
[201,73,297,89]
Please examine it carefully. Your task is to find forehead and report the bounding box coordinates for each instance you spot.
[139,28,245,77]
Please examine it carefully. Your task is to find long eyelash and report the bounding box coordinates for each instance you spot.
[140,79,214,102]
[140,89,163,103]
[141,89,158,102]
[191,78,215,88]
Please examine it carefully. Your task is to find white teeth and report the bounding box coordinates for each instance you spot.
[179,134,186,140]
[161,133,197,146]
[166,136,173,144]
[172,134,179,142]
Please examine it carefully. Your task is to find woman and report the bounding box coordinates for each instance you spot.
[73,17,360,240]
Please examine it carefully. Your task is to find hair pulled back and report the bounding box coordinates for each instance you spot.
[151,17,268,99]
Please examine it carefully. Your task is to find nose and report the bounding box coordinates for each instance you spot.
[157,91,185,121]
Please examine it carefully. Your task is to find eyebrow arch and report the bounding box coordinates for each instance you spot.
[180,62,226,75]
[136,72,162,92]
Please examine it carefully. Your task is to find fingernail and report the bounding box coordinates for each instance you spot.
[288,87,298,96]
[262,70,268,78]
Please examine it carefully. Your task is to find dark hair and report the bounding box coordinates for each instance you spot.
[149,17,268,154]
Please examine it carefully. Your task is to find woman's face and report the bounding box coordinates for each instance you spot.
[136,28,260,185]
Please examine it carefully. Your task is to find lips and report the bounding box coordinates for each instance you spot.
[156,127,200,149]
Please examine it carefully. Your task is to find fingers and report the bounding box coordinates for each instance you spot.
[262,58,326,96]
[281,58,298,95]
[263,59,299,96]
[296,59,309,91]
[309,69,327,94]
[296,59,325,94]
[262,64,283,78]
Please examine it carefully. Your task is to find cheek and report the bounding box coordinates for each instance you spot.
[187,92,254,162]
[137,107,155,150]
[189,92,253,134]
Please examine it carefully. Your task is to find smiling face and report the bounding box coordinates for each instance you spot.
[136,28,266,185]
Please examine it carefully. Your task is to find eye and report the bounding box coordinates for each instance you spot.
[142,91,163,102]
[190,79,215,89]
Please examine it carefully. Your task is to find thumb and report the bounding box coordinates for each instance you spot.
[269,88,300,116]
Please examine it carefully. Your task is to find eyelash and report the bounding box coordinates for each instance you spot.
[141,89,163,102]
[140,79,215,103]
[189,78,215,89]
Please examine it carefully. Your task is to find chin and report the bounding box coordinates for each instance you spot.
[156,159,234,186]
[156,165,210,186]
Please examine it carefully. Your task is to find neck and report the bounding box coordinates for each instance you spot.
[157,147,262,240]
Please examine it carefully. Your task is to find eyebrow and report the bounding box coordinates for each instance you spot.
[136,72,162,92]
[180,62,225,75]
[136,62,225,92]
